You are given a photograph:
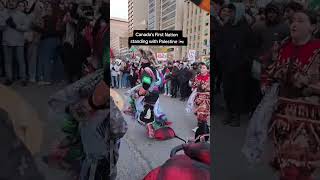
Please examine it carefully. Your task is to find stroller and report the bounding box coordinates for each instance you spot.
[143,134,210,180]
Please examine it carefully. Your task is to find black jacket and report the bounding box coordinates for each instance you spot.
[215,19,257,73]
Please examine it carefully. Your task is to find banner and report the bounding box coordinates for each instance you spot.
[156,53,168,61]
[188,50,196,61]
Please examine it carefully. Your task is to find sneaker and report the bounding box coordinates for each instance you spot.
[168,94,172,97]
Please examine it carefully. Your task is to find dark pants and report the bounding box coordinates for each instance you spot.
[222,67,261,115]
[38,37,60,82]
[171,78,179,97]
[129,75,137,88]
[180,81,191,99]
[62,42,81,83]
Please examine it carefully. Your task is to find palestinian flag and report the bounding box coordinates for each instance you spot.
[190,0,210,12]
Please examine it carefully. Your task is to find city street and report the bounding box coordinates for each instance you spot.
[113,88,199,179]
[9,84,315,180]
[6,84,199,180]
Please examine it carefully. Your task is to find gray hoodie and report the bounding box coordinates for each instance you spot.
[2,10,29,46]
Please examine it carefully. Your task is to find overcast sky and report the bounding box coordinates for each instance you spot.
[110,0,128,20]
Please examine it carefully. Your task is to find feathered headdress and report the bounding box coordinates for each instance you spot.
[138,49,158,66]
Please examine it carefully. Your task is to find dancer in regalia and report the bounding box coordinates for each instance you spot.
[124,49,168,138]
[260,10,320,180]
[187,62,210,136]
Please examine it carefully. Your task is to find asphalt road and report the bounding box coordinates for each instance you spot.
[10,83,315,180]
[8,83,199,180]
[114,88,200,180]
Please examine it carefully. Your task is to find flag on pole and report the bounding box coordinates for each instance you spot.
[190,0,210,12]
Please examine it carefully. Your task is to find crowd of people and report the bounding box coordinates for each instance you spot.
[111,57,208,101]
[0,0,108,86]
[213,0,320,179]
[115,48,210,141]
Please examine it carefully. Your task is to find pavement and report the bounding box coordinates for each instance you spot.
[212,93,277,180]
[8,82,319,180]
[3,82,199,180]
[113,88,199,180]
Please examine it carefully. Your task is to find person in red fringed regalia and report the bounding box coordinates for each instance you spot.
[261,10,320,180]
[191,62,210,134]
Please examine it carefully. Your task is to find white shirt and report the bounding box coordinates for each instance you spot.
[2,10,29,46]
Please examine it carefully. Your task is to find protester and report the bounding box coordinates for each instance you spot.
[178,61,192,101]
[0,1,7,78]
[283,1,304,25]
[163,62,172,96]
[110,59,118,88]
[25,0,42,83]
[2,1,29,86]
[212,0,224,94]
[215,3,261,127]
[254,3,290,68]
[170,62,180,98]
[36,3,61,85]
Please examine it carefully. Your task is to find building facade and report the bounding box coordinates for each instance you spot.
[182,1,210,62]
[110,17,129,56]
[147,0,161,30]
[128,0,148,36]
[159,0,184,59]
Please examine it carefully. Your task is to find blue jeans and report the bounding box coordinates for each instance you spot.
[38,37,60,82]
[122,73,129,88]
[112,76,118,88]
[27,42,38,81]
[118,74,122,88]
[3,46,26,81]
[165,80,171,95]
